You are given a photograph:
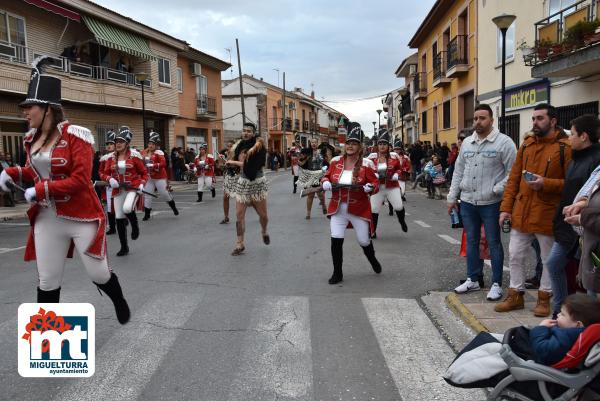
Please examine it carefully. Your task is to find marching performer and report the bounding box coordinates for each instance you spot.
[393,139,411,202]
[99,131,116,234]
[225,122,269,255]
[193,143,215,202]
[100,126,148,256]
[219,139,237,224]
[321,123,382,284]
[289,141,301,194]
[367,130,408,238]
[0,57,129,323]
[297,138,329,219]
[142,131,178,220]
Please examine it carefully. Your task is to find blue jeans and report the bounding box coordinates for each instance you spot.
[460,201,504,285]
[546,241,572,314]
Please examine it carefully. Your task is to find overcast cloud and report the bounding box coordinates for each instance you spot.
[94,0,436,136]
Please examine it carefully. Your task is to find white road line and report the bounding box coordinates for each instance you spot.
[55,292,204,401]
[362,298,485,401]
[0,222,29,226]
[484,259,510,272]
[0,246,26,254]
[438,234,461,245]
[413,220,431,228]
[227,296,312,401]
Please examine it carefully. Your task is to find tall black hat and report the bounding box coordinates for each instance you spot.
[377,129,391,145]
[105,130,116,144]
[116,126,133,143]
[19,56,61,108]
[393,138,403,149]
[148,131,160,143]
[346,122,363,143]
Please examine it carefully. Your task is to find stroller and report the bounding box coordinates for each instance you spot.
[444,324,600,401]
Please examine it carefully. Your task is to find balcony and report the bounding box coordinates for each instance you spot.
[446,35,469,77]
[294,119,300,131]
[302,120,309,131]
[413,72,428,100]
[432,51,451,87]
[282,118,292,131]
[528,0,600,78]
[400,96,414,121]
[196,95,217,118]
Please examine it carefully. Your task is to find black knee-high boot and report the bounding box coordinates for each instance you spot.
[116,218,129,256]
[126,212,139,240]
[329,238,344,284]
[94,273,130,324]
[396,209,408,232]
[167,200,179,215]
[197,191,203,202]
[106,212,116,235]
[37,287,61,302]
[142,207,152,221]
[362,242,382,274]
[371,213,379,239]
[211,187,216,198]
[388,202,394,216]
[293,176,298,194]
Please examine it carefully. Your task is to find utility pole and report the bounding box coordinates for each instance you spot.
[235,39,246,125]
[281,72,286,168]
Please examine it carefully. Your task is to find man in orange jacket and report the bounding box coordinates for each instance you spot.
[496,104,572,317]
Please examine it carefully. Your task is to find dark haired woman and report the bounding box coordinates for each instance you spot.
[142,131,178,220]
[321,123,381,284]
[0,57,129,323]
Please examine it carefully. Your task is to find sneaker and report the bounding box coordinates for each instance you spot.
[486,283,503,301]
[454,278,480,294]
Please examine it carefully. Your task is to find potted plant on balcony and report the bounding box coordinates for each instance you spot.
[535,39,552,61]
[583,19,600,45]
[563,19,600,49]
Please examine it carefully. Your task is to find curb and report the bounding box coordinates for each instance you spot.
[1,212,28,222]
[445,293,489,333]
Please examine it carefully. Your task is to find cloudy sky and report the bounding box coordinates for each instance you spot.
[95,0,436,136]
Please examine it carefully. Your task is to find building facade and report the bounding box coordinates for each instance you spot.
[395,53,419,144]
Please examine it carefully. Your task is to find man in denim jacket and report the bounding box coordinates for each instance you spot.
[448,104,517,301]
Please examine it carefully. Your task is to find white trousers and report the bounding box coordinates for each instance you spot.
[370,184,403,213]
[330,202,371,247]
[144,178,172,208]
[113,191,138,219]
[197,176,214,192]
[34,208,111,291]
[508,229,554,291]
[399,180,406,196]
[105,187,113,213]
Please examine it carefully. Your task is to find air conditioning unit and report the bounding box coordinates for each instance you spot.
[190,62,202,76]
[288,102,296,110]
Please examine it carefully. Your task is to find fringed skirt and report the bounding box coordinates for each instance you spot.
[234,176,269,203]
[297,169,324,189]
[223,174,237,196]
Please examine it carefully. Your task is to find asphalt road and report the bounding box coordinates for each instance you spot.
[0,171,503,401]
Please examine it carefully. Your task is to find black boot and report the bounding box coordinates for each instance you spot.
[116,218,129,256]
[293,183,297,194]
[362,242,382,274]
[211,188,216,198]
[142,207,152,221]
[388,203,394,216]
[371,213,379,239]
[329,238,344,284]
[95,273,130,324]
[126,212,139,240]
[396,209,408,232]
[167,200,179,216]
[37,287,61,303]
[106,212,116,235]
[197,192,203,202]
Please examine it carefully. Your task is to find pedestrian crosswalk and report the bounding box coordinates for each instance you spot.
[14,293,484,401]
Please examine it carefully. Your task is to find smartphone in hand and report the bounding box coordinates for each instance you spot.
[523,171,536,182]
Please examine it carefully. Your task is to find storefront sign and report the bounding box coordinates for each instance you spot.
[505,80,550,112]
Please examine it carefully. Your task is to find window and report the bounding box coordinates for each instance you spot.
[549,0,577,17]
[421,110,428,133]
[96,123,118,151]
[496,23,515,64]
[158,58,171,85]
[196,75,207,110]
[176,67,182,92]
[443,100,451,129]
[0,11,26,63]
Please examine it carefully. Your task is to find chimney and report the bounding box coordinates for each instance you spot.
[310,90,315,99]
[260,77,263,81]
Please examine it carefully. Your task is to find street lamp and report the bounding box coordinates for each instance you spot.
[372,121,377,137]
[492,13,516,135]
[135,72,149,147]
[376,109,382,130]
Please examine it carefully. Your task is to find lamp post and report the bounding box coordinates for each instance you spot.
[372,121,377,137]
[492,13,516,135]
[135,72,149,147]
[376,109,382,130]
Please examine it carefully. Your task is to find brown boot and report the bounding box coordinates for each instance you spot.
[494,288,524,312]
[533,290,552,317]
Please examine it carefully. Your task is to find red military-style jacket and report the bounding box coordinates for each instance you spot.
[367,152,404,189]
[194,154,215,177]
[321,155,379,222]
[4,121,106,261]
[398,154,412,181]
[100,148,149,196]
[143,149,168,180]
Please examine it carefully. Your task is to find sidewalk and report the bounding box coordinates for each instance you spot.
[0,202,28,221]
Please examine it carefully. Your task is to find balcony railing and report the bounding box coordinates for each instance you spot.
[281,118,292,131]
[413,72,427,97]
[197,95,217,116]
[447,35,469,70]
[294,119,300,131]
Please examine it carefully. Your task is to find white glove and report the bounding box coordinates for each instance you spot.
[199,161,205,166]
[137,184,145,194]
[363,183,374,193]
[146,163,154,169]
[391,173,399,181]
[109,178,119,189]
[321,166,328,173]
[0,170,14,192]
[24,187,37,203]
[322,181,332,191]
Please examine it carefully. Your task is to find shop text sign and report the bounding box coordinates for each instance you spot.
[505,81,549,112]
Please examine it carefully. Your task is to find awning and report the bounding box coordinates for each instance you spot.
[23,0,80,22]
[82,15,156,61]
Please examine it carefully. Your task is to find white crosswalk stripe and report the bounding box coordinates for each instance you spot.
[362,298,485,401]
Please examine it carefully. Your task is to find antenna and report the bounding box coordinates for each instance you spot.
[225,47,232,78]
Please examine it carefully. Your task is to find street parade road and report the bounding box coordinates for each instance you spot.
[0,171,487,401]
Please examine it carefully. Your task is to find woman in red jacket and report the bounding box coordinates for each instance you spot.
[321,123,381,284]
[193,143,216,202]
[0,57,129,323]
[100,126,148,256]
[142,131,178,220]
